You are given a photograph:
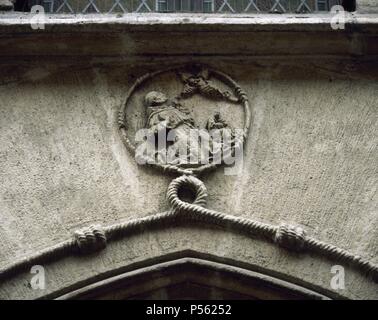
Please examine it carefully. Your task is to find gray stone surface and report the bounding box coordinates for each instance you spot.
[358,0,378,13]
[1,13,378,58]
[0,15,377,299]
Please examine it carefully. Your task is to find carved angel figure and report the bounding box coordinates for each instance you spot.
[178,68,239,103]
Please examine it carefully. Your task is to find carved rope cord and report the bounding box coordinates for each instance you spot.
[0,174,377,283]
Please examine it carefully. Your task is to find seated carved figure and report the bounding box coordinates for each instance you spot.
[144,91,207,167]
[143,91,239,167]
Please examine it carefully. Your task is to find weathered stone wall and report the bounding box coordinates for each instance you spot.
[0,14,377,299]
[358,0,378,13]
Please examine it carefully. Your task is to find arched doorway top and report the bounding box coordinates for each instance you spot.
[57,256,330,300]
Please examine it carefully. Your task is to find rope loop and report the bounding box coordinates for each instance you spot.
[167,175,208,210]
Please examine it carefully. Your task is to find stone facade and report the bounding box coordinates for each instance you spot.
[0,8,377,299]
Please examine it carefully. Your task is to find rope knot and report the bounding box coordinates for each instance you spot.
[167,175,208,211]
[275,224,306,252]
[74,224,107,254]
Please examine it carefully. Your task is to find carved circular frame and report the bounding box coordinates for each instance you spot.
[118,65,251,176]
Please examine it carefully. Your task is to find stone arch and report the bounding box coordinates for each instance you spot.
[0,221,375,299]
[56,255,330,300]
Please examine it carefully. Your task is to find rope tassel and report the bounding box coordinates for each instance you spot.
[74,225,107,254]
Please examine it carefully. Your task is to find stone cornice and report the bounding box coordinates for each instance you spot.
[0,13,377,57]
[1,13,378,31]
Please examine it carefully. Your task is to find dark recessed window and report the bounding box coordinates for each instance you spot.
[12,0,356,13]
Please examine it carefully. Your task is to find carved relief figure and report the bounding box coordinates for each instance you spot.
[144,91,208,167]
[121,65,249,173]
[179,68,239,103]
